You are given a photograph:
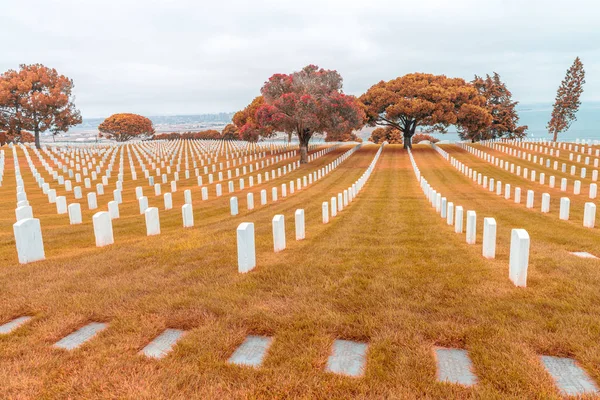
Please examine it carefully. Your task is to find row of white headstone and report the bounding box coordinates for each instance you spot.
[410,147,530,287]
[448,144,597,229]
[230,144,364,217]
[10,142,344,263]
[477,141,599,184]
[236,143,385,273]
[236,210,306,273]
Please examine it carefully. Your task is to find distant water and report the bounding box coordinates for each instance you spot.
[431,102,600,142]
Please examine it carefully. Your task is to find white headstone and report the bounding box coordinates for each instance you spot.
[68,203,82,224]
[182,204,194,227]
[145,207,160,236]
[482,217,496,259]
[272,214,286,252]
[559,197,570,220]
[584,202,596,228]
[295,209,305,240]
[164,193,173,210]
[509,229,530,287]
[466,210,476,244]
[93,211,114,247]
[87,192,98,210]
[454,206,463,233]
[237,222,256,273]
[13,218,45,264]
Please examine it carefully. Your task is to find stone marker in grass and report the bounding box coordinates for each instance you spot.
[140,329,185,359]
[509,229,530,287]
[139,196,148,214]
[331,197,337,218]
[322,202,329,224]
[272,214,286,252]
[247,193,254,210]
[237,222,256,273]
[526,190,534,209]
[228,335,272,367]
[93,211,114,247]
[466,211,476,244]
[559,198,570,220]
[54,322,107,350]
[541,193,550,213]
[515,187,521,204]
[68,203,82,225]
[434,347,477,386]
[540,355,599,396]
[447,202,454,226]
[56,196,67,214]
[483,217,497,259]
[295,209,305,240]
[13,218,45,264]
[0,316,32,335]
[326,339,368,377]
[164,193,173,210]
[583,202,596,228]
[108,200,119,219]
[230,197,238,216]
[15,205,33,221]
[454,206,463,233]
[570,252,598,259]
[182,204,194,228]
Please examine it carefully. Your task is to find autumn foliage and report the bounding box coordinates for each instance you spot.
[325,130,361,142]
[360,73,491,149]
[369,128,439,145]
[0,64,82,148]
[221,124,239,140]
[548,57,585,141]
[0,130,34,145]
[459,73,527,142]
[252,65,364,162]
[232,96,274,142]
[98,113,155,142]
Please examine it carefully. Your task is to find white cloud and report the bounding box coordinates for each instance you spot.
[1,0,598,117]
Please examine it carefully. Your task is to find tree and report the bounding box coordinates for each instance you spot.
[221,124,239,140]
[325,130,361,142]
[369,127,403,144]
[548,57,585,142]
[360,73,491,149]
[0,64,82,148]
[254,65,365,163]
[460,72,527,142]
[98,113,155,142]
[232,96,274,143]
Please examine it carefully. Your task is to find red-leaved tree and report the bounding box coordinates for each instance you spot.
[255,65,365,163]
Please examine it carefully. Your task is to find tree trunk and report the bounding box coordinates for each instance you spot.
[299,135,310,163]
[34,127,41,149]
[553,131,558,142]
[287,132,292,143]
[403,133,412,150]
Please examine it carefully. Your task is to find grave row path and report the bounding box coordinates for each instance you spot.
[2,144,592,398]
[0,143,345,263]
[441,144,598,232]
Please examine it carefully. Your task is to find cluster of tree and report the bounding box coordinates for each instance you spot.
[369,128,439,145]
[230,58,584,152]
[0,64,82,148]
[98,113,154,141]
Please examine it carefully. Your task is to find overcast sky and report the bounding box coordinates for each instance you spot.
[1,0,598,118]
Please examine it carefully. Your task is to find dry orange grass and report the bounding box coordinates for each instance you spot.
[0,143,598,399]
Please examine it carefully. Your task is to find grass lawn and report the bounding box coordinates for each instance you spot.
[1,143,599,398]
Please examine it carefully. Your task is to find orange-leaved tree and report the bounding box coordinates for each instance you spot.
[461,72,527,142]
[360,73,491,149]
[325,130,361,142]
[0,64,82,148]
[221,124,240,140]
[369,127,403,144]
[98,113,154,142]
[232,96,274,143]
[548,57,585,142]
[254,65,365,162]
